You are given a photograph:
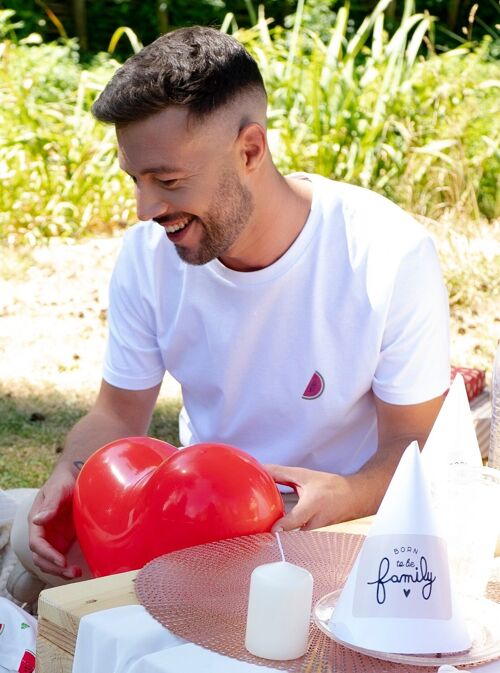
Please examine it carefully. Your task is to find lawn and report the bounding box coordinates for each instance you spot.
[0,382,182,490]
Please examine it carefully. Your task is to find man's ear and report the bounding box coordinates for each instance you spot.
[237,122,267,173]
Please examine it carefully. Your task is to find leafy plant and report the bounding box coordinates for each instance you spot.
[234,0,498,223]
[388,40,499,222]
[237,0,430,185]
[0,37,134,243]
[0,1,497,250]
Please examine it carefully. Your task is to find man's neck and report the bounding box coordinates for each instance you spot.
[218,169,313,272]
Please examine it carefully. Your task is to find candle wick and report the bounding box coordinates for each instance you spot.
[275,532,286,562]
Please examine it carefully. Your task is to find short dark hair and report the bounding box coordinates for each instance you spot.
[92,26,266,125]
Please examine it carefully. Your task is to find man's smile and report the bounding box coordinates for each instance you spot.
[154,214,197,239]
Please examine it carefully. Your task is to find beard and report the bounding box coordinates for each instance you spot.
[174,171,254,266]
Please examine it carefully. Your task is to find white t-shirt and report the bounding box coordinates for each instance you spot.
[103,175,450,475]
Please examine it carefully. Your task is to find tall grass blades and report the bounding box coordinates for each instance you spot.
[0,3,498,246]
[389,41,499,223]
[236,0,498,224]
[237,0,432,187]
[0,31,133,244]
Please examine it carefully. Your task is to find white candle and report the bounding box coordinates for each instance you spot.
[245,561,314,660]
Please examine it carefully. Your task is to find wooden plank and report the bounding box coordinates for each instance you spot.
[38,569,138,642]
[320,516,373,537]
[35,636,73,673]
[38,617,78,656]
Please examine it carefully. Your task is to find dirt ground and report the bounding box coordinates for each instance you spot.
[1,236,180,402]
[1,234,498,402]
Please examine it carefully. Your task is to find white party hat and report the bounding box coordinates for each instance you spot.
[421,373,482,479]
[329,442,471,654]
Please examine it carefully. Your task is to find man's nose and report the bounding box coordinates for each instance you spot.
[135,184,170,222]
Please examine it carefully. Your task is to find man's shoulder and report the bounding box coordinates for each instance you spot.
[309,175,431,249]
[311,174,412,219]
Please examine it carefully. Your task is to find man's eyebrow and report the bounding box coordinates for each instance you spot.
[121,165,184,176]
[139,165,184,175]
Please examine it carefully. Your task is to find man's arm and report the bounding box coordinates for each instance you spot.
[266,393,444,531]
[29,379,161,578]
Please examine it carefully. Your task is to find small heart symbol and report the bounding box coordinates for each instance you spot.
[404,589,410,597]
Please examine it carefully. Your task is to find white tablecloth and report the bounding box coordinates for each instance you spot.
[72,605,283,673]
[72,605,500,673]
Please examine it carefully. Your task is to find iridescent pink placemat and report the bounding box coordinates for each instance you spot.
[135,531,500,673]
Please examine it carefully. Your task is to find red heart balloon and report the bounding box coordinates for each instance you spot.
[74,439,284,577]
[73,436,177,576]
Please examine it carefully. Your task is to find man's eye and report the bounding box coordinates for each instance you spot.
[158,178,180,188]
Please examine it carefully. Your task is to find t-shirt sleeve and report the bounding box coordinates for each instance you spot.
[102,237,166,391]
[372,235,450,404]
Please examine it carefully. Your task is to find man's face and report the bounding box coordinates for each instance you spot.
[117,107,254,266]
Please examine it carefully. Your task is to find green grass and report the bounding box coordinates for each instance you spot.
[0,385,182,489]
[0,2,498,245]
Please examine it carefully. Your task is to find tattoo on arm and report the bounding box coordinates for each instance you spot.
[73,460,85,472]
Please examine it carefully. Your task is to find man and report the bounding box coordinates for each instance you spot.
[13,26,449,588]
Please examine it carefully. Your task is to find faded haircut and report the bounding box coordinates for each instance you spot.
[92,26,266,125]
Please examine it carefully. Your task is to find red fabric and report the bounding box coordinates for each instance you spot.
[18,650,35,673]
[450,365,486,402]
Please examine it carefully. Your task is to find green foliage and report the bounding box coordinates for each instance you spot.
[237,0,498,225]
[248,0,431,186]
[0,1,498,246]
[0,385,87,488]
[0,7,21,37]
[388,41,499,222]
[0,28,133,243]
[0,0,497,55]
[0,0,295,56]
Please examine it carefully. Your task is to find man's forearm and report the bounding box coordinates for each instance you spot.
[267,396,442,531]
[345,433,428,519]
[54,381,162,477]
[266,443,412,531]
[56,409,150,475]
[347,394,445,518]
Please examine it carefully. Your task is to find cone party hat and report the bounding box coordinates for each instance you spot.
[329,442,471,654]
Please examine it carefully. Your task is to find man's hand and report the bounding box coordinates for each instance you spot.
[29,463,81,579]
[264,465,357,531]
[27,379,162,579]
[266,394,444,533]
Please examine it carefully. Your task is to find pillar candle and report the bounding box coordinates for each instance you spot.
[245,561,314,660]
